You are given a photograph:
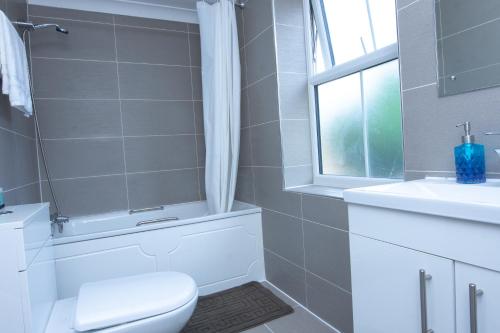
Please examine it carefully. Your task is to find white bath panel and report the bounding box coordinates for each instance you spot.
[55,246,157,299]
[170,225,257,286]
[53,203,264,299]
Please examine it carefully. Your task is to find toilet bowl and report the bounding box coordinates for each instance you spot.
[48,272,198,333]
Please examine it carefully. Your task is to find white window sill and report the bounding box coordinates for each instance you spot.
[286,184,345,199]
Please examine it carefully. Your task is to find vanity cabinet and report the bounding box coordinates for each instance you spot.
[344,179,500,333]
[350,235,455,333]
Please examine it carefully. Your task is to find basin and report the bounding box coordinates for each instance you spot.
[344,177,500,225]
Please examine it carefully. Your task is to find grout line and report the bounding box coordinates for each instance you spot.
[186,26,202,201]
[32,56,196,68]
[439,16,500,41]
[244,71,276,89]
[40,133,198,141]
[302,218,349,233]
[28,14,115,26]
[112,16,130,210]
[401,81,437,92]
[241,119,280,129]
[4,181,39,193]
[0,125,36,141]
[39,167,200,182]
[242,24,274,48]
[34,97,199,102]
[276,22,304,29]
[299,194,309,306]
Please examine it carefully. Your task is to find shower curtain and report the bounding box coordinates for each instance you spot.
[197,0,241,214]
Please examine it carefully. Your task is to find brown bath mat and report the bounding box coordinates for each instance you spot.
[182,281,294,333]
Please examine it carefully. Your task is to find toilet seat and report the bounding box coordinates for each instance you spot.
[74,272,198,332]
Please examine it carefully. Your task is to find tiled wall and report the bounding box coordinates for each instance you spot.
[398,0,500,180]
[236,0,353,332]
[0,0,40,206]
[28,5,205,216]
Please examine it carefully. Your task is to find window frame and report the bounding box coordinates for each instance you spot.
[303,0,404,189]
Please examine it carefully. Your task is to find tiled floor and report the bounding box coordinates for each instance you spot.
[242,282,338,333]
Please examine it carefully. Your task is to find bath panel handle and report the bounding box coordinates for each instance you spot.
[136,217,179,226]
[419,269,433,333]
[129,206,164,215]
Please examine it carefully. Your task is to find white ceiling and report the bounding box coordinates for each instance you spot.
[29,0,201,23]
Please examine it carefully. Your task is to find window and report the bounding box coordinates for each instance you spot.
[306,0,403,188]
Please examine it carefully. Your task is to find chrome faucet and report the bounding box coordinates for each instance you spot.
[51,213,69,234]
[485,132,500,158]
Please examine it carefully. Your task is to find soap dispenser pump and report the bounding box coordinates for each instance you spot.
[454,122,486,184]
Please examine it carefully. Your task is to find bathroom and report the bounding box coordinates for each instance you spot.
[1,0,500,332]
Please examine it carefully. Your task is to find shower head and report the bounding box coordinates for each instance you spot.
[11,21,69,34]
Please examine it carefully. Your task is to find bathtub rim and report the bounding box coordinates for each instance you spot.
[52,201,261,245]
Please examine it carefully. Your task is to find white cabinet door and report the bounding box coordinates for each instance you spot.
[350,234,455,333]
[456,262,500,333]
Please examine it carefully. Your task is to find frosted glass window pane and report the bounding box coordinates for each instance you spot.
[363,60,403,178]
[317,74,366,176]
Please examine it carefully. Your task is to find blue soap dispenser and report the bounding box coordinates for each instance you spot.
[455,122,486,184]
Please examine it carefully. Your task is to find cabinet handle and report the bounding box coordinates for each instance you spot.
[419,269,434,333]
[469,283,484,333]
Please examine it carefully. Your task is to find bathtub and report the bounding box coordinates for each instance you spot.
[52,201,265,299]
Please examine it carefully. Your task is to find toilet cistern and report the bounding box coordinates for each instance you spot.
[484,132,500,158]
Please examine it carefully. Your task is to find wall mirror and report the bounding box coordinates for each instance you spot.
[435,0,500,96]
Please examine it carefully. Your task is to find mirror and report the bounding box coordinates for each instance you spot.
[435,0,500,96]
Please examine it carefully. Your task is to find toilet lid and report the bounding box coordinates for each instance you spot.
[74,272,197,332]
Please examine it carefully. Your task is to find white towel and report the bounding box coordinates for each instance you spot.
[0,10,32,117]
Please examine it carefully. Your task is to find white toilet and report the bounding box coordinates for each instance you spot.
[47,271,198,333]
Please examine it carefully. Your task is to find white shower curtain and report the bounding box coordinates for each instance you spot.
[197,0,241,214]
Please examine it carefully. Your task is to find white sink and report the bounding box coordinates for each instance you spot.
[344,177,500,225]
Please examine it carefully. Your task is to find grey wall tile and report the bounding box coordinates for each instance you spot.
[303,221,351,291]
[235,166,255,204]
[42,175,128,216]
[274,0,304,27]
[36,100,122,139]
[116,26,189,65]
[302,195,348,230]
[243,0,273,43]
[240,127,252,166]
[247,74,279,126]
[29,4,113,23]
[278,73,309,120]
[122,100,195,136]
[262,209,304,267]
[241,89,250,128]
[251,122,282,167]
[240,47,247,88]
[127,169,199,209]
[32,58,119,99]
[254,167,301,217]
[30,18,116,61]
[0,129,19,190]
[187,24,199,34]
[245,28,277,85]
[194,101,204,134]
[14,135,38,186]
[188,33,201,67]
[191,67,203,100]
[41,138,125,179]
[281,120,312,167]
[196,134,205,168]
[125,135,197,173]
[264,250,306,305]
[398,0,438,90]
[11,109,35,138]
[275,25,307,74]
[114,14,187,31]
[198,167,206,201]
[306,272,353,333]
[118,63,191,100]
[6,0,26,21]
